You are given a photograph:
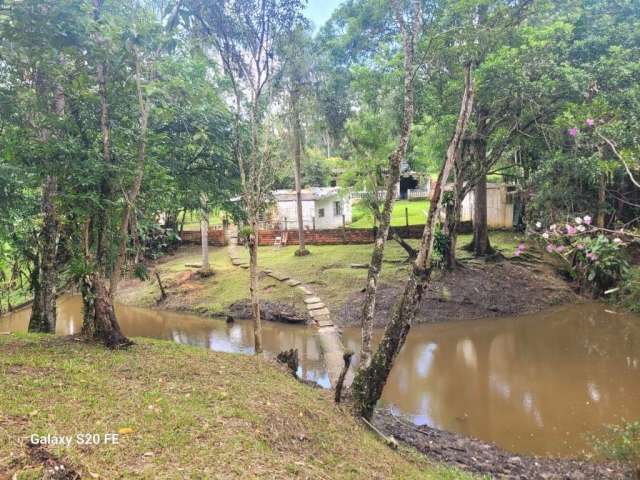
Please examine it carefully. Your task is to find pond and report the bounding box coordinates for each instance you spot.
[2,297,639,457]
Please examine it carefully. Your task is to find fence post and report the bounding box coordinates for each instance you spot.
[284,217,288,232]
[312,216,316,244]
[405,207,409,228]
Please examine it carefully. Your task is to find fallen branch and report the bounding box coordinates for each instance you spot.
[334,350,354,403]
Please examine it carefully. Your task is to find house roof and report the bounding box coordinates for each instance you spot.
[272,187,342,202]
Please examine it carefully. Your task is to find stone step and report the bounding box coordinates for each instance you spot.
[268,272,289,282]
[297,286,314,295]
[307,302,326,311]
[286,279,301,287]
[317,318,333,327]
[304,297,321,304]
[240,264,249,269]
[310,307,330,319]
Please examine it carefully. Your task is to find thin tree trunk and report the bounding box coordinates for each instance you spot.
[110,49,150,294]
[596,173,606,228]
[359,0,422,369]
[200,193,210,272]
[248,217,262,353]
[443,159,465,269]
[292,93,308,256]
[352,64,475,420]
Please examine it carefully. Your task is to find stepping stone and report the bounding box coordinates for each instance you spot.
[317,318,333,327]
[310,308,330,319]
[240,264,249,269]
[304,297,321,304]
[350,263,369,269]
[261,269,272,274]
[307,303,326,311]
[297,286,313,295]
[268,272,289,282]
[231,259,243,266]
[286,279,301,287]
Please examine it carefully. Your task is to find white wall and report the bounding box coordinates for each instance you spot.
[276,195,352,230]
[460,184,514,228]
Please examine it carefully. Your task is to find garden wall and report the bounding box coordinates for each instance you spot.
[181,228,227,246]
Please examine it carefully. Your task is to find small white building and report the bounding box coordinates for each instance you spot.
[271,187,352,230]
[458,183,516,228]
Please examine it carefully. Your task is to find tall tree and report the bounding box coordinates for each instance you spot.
[359,0,422,368]
[183,0,305,353]
[352,63,475,419]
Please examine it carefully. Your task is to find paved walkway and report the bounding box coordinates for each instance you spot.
[226,238,350,387]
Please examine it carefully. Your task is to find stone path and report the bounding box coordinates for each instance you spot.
[226,239,350,388]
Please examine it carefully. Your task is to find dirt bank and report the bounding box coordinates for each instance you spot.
[337,257,578,327]
[373,411,636,479]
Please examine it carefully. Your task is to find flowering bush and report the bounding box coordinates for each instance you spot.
[530,215,629,296]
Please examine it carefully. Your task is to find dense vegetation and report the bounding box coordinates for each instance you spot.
[0,0,639,476]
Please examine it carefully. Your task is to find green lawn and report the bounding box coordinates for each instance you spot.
[182,210,226,231]
[0,334,481,479]
[350,200,430,229]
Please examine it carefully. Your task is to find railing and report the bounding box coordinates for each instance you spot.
[407,188,430,200]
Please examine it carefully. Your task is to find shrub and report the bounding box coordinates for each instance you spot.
[592,420,640,466]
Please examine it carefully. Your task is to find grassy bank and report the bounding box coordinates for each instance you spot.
[116,231,524,317]
[0,334,478,479]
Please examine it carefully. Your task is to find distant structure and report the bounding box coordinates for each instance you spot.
[451,183,517,229]
[270,187,352,230]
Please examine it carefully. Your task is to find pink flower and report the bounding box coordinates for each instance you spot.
[556,245,566,253]
[576,243,585,250]
[586,252,598,261]
[546,244,554,253]
[518,243,526,251]
[583,215,592,225]
[586,118,595,127]
[568,127,578,137]
[566,224,577,235]
[514,250,521,256]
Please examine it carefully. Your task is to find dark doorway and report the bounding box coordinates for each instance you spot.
[399,175,419,199]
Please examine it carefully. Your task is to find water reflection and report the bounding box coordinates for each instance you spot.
[2,298,640,456]
[339,304,640,456]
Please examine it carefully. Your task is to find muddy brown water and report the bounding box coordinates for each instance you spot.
[2,297,639,458]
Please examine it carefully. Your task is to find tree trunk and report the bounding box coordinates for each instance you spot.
[352,63,474,420]
[596,172,606,228]
[472,172,492,256]
[248,218,262,353]
[359,0,422,369]
[29,175,59,333]
[443,159,465,269]
[291,90,308,256]
[200,193,210,272]
[82,274,132,348]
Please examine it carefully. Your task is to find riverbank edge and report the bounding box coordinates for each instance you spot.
[373,410,636,479]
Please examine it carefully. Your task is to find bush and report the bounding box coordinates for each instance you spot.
[616,267,640,313]
[592,420,640,466]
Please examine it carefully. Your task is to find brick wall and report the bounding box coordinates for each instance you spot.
[181,228,227,246]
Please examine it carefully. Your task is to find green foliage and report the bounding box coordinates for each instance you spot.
[615,267,640,313]
[592,420,640,466]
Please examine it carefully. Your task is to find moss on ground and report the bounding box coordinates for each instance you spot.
[0,334,480,479]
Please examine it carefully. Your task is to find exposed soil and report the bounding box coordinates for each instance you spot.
[337,257,578,327]
[373,411,637,480]
[227,299,309,324]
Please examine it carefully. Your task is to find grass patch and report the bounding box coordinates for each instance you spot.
[350,200,430,229]
[182,210,226,231]
[0,334,480,479]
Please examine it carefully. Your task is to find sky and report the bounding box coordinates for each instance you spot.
[305,0,344,31]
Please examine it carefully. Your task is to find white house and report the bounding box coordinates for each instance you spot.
[449,183,516,228]
[271,187,352,230]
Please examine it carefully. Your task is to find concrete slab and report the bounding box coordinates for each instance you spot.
[307,303,326,311]
[286,279,301,287]
[310,308,330,318]
[304,297,321,304]
[317,318,333,327]
[240,264,249,269]
[297,286,314,295]
[268,272,290,281]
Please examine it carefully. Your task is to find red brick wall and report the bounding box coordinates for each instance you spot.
[181,228,227,246]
